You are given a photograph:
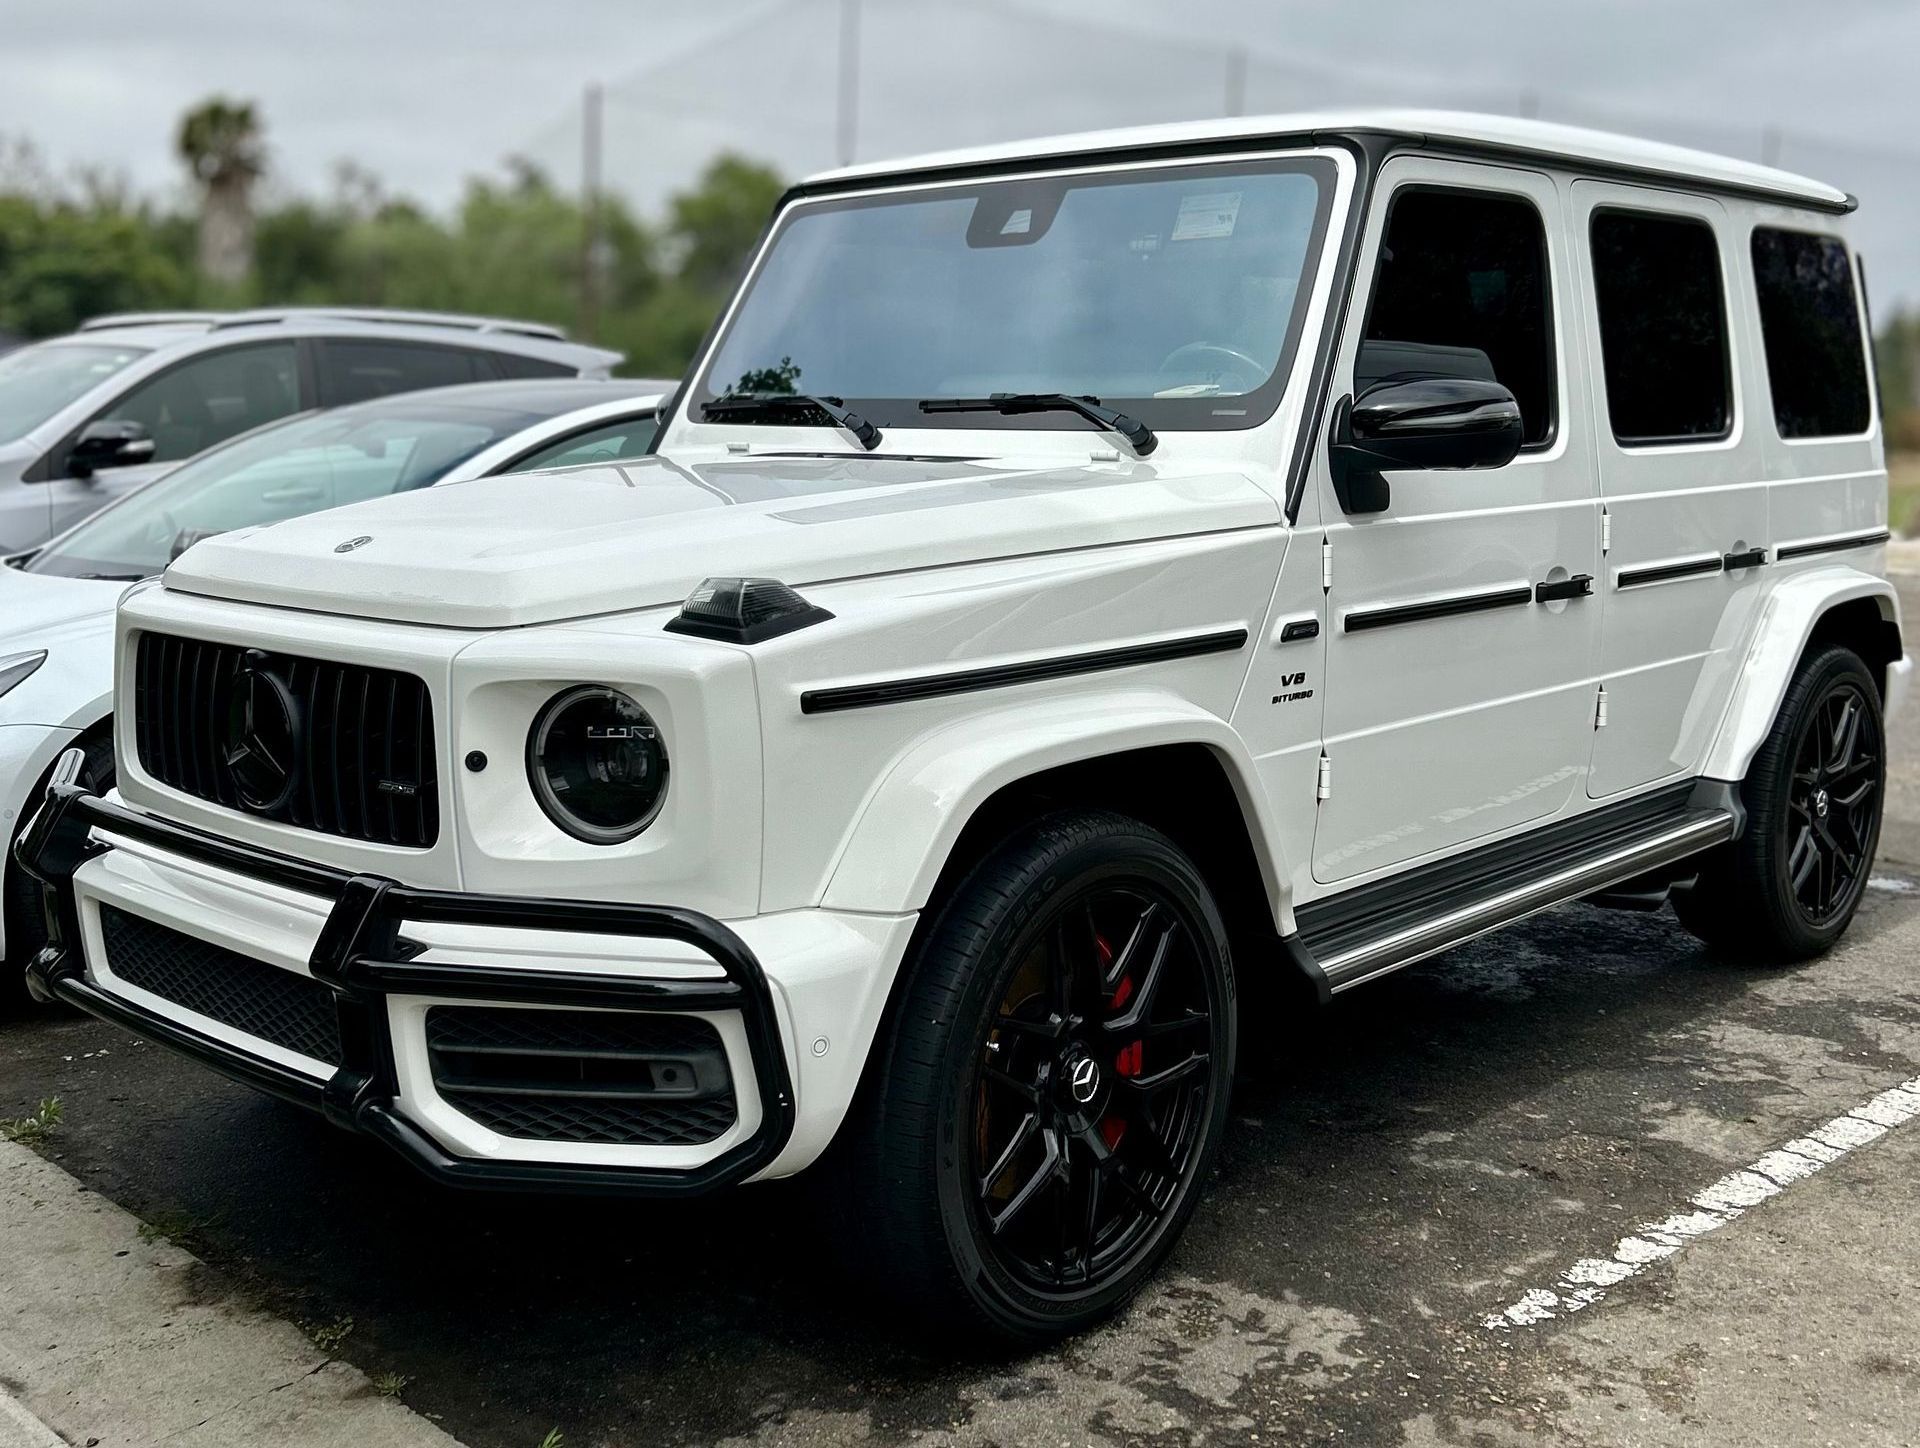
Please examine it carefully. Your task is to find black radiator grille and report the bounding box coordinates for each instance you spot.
[100,905,342,1065]
[133,632,438,848]
[425,1006,738,1146]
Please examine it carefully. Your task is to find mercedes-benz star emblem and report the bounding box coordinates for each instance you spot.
[224,654,302,812]
[1813,788,1831,820]
[334,535,373,554]
[1069,1055,1102,1106]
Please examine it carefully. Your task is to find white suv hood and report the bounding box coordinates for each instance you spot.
[161,454,1281,628]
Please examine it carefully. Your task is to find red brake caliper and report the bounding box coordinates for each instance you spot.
[1098,934,1136,1148]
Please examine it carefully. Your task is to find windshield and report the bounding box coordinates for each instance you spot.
[0,341,148,444]
[696,155,1336,435]
[28,402,537,580]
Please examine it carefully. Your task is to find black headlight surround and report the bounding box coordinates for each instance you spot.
[526,685,670,845]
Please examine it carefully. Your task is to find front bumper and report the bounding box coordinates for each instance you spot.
[16,765,799,1196]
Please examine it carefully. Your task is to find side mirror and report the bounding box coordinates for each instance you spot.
[66,419,156,479]
[1328,376,1523,514]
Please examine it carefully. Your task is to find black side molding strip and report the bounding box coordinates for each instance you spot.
[1775,529,1892,562]
[1616,555,1725,589]
[1343,584,1533,634]
[799,628,1250,715]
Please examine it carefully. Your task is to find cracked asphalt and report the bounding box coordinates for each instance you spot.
[2,573,1916,1448]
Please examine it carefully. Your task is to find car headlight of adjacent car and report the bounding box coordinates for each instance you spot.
[526,685,669,843]
[0,650,47,700]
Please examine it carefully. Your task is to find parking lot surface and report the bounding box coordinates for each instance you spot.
[3,572,1917,1448]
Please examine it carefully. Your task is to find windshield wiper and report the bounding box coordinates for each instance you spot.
[919,393,1157,457]
[75,571,144,581]
[700,392,882,451]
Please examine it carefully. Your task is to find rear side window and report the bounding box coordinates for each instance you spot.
[1589,211,1731,444]
[318,341,484,405]
[1362,188,1554,446]
[1751,228,1871,438]
[489,352,576,380]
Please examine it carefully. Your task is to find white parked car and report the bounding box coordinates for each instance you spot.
[0,308,623,553]
[16,112,1910,1342]
[0,377,666,977]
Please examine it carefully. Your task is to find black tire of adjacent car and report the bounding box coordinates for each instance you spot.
[2,729,114,1008]
[843,808,1237,1344]
[1674,645,1885,962]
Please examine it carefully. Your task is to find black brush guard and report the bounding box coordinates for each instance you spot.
[14,752,795,1196]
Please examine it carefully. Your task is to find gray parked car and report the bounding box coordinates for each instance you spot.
[0,307,622,552]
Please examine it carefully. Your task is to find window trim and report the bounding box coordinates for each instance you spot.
[1746,222,1875,445]
[1588,204,1737,450]
[27,338,309,482]
[1356,181,1561,454]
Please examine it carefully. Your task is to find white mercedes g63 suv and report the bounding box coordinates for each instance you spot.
[19,112,1910,1343]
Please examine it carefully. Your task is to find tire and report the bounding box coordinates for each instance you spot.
[2,728,114,1008]
[1674,645,1884,961]
[843,809,1237,1344]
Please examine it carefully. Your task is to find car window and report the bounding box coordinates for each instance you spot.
[318,340,484,405]
[28,405,528,581]
[0,341,148,445]
[1361,187,1555,446]
[489,352,576,380]
[503,414,658,472]
[94,342,300,463]
[1750,228,1871,439]
[1589,210,1732,445]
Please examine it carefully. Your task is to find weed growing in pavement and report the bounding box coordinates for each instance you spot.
[309,1316,355,1355]
[538,1431,566,1448]
[371,1372,410,1397]
[135,1207,223,1245]
[0,1098,61,1145]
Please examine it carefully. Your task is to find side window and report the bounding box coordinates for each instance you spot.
[317,341,482,406]
[489,352,576,381]
[96,342,299,463]
[503,415,659,473]
[1589,210,1731,444]
[1361,187,1554,446]
[1750,228,1871,438]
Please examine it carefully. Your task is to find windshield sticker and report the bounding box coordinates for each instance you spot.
[1171,192,1242,242]
[1000,208,1034,236]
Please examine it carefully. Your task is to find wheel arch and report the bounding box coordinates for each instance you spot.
[1701,568,1905,783]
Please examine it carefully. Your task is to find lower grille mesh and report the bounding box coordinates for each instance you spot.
[425,1006,737,1146]
[99,906,342,1065]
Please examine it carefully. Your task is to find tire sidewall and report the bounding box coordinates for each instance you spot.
[921,818,1237,1339]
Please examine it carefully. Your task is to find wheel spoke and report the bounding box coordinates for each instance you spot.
[995,1010,1068,1042]
[1122,1050,1209,1095]
[984,1061,1041,1104]
[1788,825,1819,895]
[986,1123,1061,1236]
[1136,1009,1210,1040]
[1103,921,1174,1033]
[979,1110,1041,1196]
[1105,902,1161,988]
[1828,696,1861,773]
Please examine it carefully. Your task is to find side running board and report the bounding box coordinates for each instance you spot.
[1289,780,1741,997]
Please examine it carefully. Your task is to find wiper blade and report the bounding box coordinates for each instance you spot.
[76,571,145,581]
[919,393,1157,456]
[700,392,883,451]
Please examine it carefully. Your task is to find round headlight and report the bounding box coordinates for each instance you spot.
[527,686,669,844]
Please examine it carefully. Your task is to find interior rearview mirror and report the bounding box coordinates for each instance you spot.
[1328,376,1523,514]
[66,419,156,479]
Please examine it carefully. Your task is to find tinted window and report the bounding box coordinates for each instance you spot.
[505,414,658,472]
[490,352,575,380]
[1362,188,1554,446]
[1751,228,1871,438]
[319,341,482,405]
[1590,211,1731,444]
[95,342,299,463]
[0,341,147,445]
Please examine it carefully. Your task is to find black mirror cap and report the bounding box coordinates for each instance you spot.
[66,419,156,478]
[1328,377,1523,514]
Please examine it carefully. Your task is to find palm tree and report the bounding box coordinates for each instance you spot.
[177,98,265,287]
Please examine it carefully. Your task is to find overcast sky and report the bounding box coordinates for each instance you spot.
[4,0,1917,303]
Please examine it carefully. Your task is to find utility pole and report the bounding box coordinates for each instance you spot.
[579,81,604,343]
[1224,44,1248,118]
[837,0,862,167]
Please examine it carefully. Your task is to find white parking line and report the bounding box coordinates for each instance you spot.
[1482,1074,1920,1329]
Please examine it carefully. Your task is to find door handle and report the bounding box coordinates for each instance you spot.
[1723,547,1768,571]
[1533,574,1594,603]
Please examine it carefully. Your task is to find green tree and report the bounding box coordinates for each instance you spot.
[0,195,189,336]
[666,154,785,294]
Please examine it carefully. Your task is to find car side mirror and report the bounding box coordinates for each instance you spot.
[1328,376,1523,514]
[66,419,156,480]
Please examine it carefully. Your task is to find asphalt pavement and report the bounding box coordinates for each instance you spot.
[2,572,1917,1448]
